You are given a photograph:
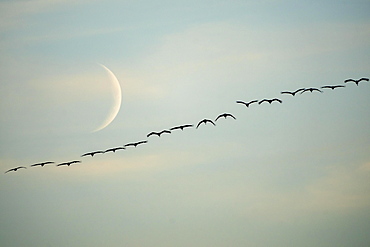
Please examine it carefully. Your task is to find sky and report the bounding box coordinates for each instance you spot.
[0,0,370,246]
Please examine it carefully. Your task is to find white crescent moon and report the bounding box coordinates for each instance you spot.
[92,64,122,132]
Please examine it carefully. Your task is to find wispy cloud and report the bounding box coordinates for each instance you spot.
[0,0,93,31]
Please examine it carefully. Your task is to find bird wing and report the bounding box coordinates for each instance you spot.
[249,100,258,104]
[147,132,157,137]
[196,120,205,128]
[206,119,216,126]
[81,153,91,157]
[359,77,369,81]
[5,168,16,173]
[313,88,323,92]
[294,88,305,94]
[226,113,236,119]
[272,98,282,103]
[344,79,355,83]
[281,91,293,95]
[170,126,180,131]
[259,99,267,104]
[236,101,247,105]
[215,115,223,121]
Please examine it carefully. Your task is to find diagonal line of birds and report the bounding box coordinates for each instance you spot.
[4,77,369,174]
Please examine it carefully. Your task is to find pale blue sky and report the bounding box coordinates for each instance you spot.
[1,1,370,246]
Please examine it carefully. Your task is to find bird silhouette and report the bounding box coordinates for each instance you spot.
[57,160,81,167]
[321,85,345,90]
[196,119,216,128]
[147,130,171,138]
[170,124,194,131]
[81,151,104,157]
[215,113,236,121]
[300,88,323,94]
[344,77,369,86]
[104,147,125,153]
[280,88,305,96]
[30,161,55,167]
[124,140,148,148]
[258,98,282,104]
[236,100,258,107]
[5,166,27,173]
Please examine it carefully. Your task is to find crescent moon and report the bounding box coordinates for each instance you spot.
[92,64,122,132]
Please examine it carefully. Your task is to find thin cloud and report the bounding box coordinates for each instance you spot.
[0,0,92,31]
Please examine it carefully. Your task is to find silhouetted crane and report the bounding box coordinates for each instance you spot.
[104,147,125,153]
[170,124,194,131]
[344,77,369,86]
[81,151,104,157]
[147,130,171,138]
[124,140,148,148]
[57,161,81,167]
[258,98,282,104]
[321,85,345,90]
[5,166,27,173]
[30,161,55,167]
[196,119,216,128]
[215,113,236,121]
[236,100,258,107]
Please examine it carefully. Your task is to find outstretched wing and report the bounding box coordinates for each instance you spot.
[236,100,247,106]
[206,119,216,126]
[81,152,92,157]
[5,168,16,173]
[272,98,282,103]
[344,78,356,83]
[225,113,236,119]
[170,126,180,131]
[147,132,157,137]
[196,120,205,128]
[215,114,224,121]
[281,91,294,95]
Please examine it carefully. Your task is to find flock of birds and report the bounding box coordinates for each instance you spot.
[4,77,369,174]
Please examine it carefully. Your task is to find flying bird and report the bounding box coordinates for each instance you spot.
[170,124,194,131]
[258,98,282,104]
[30,161,55,167]
[147,130,171,138]
[344,77,369,86]
[280,88,305,96]
[57,160,81,167]
[104,147,125,153]
[300,88,323,94]
[81,151,104,157]
[5,166,27,173]
[215,113,236,121]
[196,119,216,129]
[124,140,148,148]
[236,100,258,107]
[321,85,345,90]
